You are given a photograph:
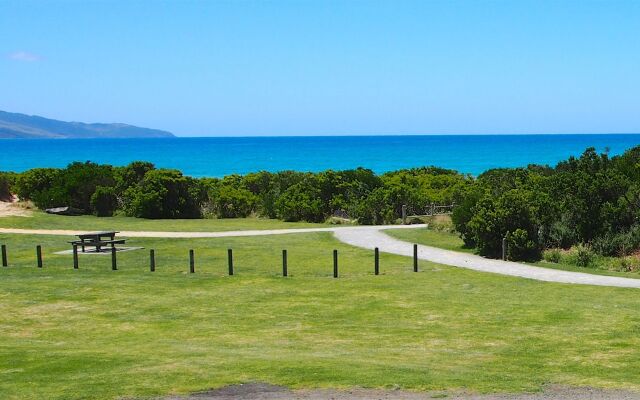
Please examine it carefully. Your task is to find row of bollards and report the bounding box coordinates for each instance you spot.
[0,243,423,276]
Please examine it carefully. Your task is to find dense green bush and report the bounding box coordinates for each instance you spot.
[542,248,562,263]
[14,168,60,202]
[466,189,539,258]
[569,244,596,268]
[0,171,15,200]
[123,169,205,219]
[591,225,640,257]
[91,186,118,217]
[115,161,155,193]
[275,179,324,222]
[506,228,539,261]
[20,163,115,212]
[209,185,257,218]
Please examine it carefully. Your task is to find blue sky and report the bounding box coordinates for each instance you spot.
[1,0,639,136]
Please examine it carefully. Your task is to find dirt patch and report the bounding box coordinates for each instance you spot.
[0,196,32,217]
[165,383,640,400]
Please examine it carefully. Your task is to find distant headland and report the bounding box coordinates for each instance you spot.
[0,110,174,139]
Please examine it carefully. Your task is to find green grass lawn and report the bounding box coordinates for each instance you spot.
[385,227,640,279]
[2,231,640,399]
[0,211,328,231]
[384,228,475,254]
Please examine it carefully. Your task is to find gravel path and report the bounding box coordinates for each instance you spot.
[333,228,640,289]
[3,224,640,288]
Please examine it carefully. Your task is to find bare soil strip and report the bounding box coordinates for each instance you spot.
[165,383,640,400]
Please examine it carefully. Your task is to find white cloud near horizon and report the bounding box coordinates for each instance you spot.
[7,51,41,62]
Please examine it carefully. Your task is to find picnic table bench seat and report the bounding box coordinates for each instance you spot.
[70,231,126,253]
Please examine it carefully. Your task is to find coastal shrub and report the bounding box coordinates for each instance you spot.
[0,172,14,201]
[451,186,482,247]
[49,162,116,213]
[506,229,540,261]
[547,220,577,249]
[123,169,205,219]
[115,161,155,192]
[542,248,562,263]
[616,256,640,272]
[91,186,118,217]
[275,180,324,222]
[208,185,257,218]
[467,189,539,258]
[569,244,596,268]
[14,168,60,202]
[352,187,395,225]
[20,163,115,212]
[592,226,640,257]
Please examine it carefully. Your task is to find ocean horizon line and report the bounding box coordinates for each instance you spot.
[3,132,640,140]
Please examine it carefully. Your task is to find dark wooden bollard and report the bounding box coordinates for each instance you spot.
[333,249,338,278]
[111,246,117,271]
[374,247,379,275]
[1,244,7,267]
[413,244,418,272]
[282,249,288,277]
[227,249,234,276]
[73,245,79,269]
[189,250,195,273]
[150,249,155,272]
[36,245,43,268]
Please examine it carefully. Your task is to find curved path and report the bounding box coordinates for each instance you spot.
[334,228,640,289]
[2,225,640,288]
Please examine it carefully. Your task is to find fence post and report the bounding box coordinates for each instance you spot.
[374,247,379,275]
[413,244,418,272]
[111,246,117,271]
[282,249,288,277]
[401,204,407,225]
[73,245,79,269]
[150,249,155,272]
[502,237,507,261]
[36,245,43,268]
[1,244,7,267]
[227,249,234,276]
[189,250,195,273]
[333,249,338,278]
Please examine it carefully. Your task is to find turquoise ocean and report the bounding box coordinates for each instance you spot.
[1,134,639,177]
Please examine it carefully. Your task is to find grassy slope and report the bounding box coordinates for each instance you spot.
[0,212,328,231]
[1,232,640,399]
[386,227,640,279]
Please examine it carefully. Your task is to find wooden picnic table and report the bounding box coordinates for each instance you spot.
[70,231,125,253]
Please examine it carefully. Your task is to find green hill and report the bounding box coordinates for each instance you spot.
[0,110,174,139]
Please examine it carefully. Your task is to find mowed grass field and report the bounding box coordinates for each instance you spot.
[1,220,640,399]
[0,211,329,231]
